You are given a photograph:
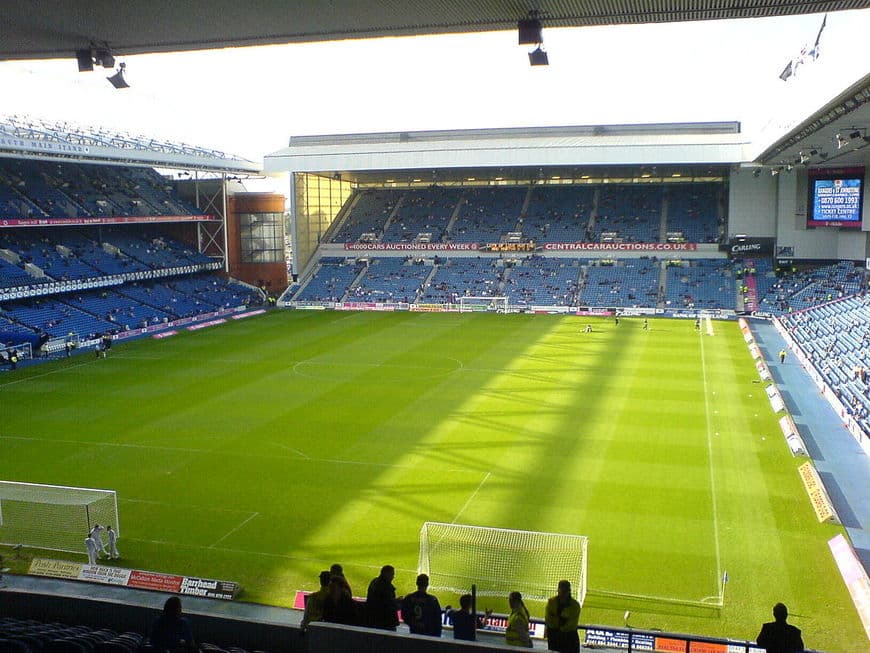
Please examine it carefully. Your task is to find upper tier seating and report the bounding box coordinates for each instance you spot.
[594,186,662,243]
[0,159,202,220]
[665,183,721,243]
[382,187,462,243]
[331,190,400,242]
[451,187,525,243]
[522,186,595,243]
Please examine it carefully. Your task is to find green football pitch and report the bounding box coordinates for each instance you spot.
[0,310,864,651]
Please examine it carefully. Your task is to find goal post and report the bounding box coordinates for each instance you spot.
[0,481,119,554]
[458,296,509,314]
[418,522,587,604]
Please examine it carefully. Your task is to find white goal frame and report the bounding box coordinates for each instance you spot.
[418,521,587,604]
[458,296,509,314]
[0,481,120,554]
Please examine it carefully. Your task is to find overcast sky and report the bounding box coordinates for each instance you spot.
[1,9,868,168]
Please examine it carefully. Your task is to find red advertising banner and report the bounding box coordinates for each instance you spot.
[0,215,217,228]
[127,570,184,593]
[344,242,478,251]
[545,242,698,251]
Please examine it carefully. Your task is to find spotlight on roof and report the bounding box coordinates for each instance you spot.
[93,48,115,69]
[518,13,543,45]
[76,49,94,72]
[836,133,849,149]
[528,46,549,66]
[809,149,818,156]
[848,130,862,140]
[771,168,780,177]
[799,152,810,164]
[784,164,794,172]
[107,62,130,89]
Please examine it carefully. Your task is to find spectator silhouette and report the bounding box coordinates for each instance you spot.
[149,596,194,653]
[365,565,399,631]
[756,603,804,653]
[545,580,581,653]
[301,570,331,631]
[400,573,442,637]
[445,594,490,641]
[322,575,358,625]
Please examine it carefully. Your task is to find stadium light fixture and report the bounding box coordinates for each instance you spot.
[518,12,543,45]
[528,46,549,66]
[75,49,94,72]
[107,62,130,89]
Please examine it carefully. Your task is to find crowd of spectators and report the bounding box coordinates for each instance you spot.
[780,292,870,434]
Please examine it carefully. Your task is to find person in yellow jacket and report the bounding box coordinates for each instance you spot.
[504,591,533,648]
[545,580,581,653]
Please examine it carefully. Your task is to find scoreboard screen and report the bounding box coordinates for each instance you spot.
[807,167,864,228]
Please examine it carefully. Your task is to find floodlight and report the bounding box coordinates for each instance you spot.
[76,49,94,72]
[529,46,549,66]
[94,48,114,68]
[809,149,818,156]
[518,15,543,45]
[848,130,862,139]
[799,152,810,164]
[836,133,849,149]
[771,168,780,177]
[107,63,130,89]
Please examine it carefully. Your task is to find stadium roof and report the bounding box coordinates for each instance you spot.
[265,122,747,181]
[3,1,869,60]
[0,115,260,173]
[753,71,870,169]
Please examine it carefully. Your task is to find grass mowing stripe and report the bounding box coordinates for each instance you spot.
[0,311,864,652]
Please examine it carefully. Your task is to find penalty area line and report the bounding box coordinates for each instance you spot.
[450,471,491,524]
[209,512,260,548]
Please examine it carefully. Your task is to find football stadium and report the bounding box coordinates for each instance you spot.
[1,3,870,653]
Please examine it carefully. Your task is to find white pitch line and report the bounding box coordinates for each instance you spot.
[699,329,723,595]
[123,536,418,573]
[1,434,471,474]
[210,512,260,548]
[450,471,491,524]
[0,358,96,387]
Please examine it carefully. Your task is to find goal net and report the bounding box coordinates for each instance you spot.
[0,481,119,554]
[458,296,508,314]
[418,522,587,604]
